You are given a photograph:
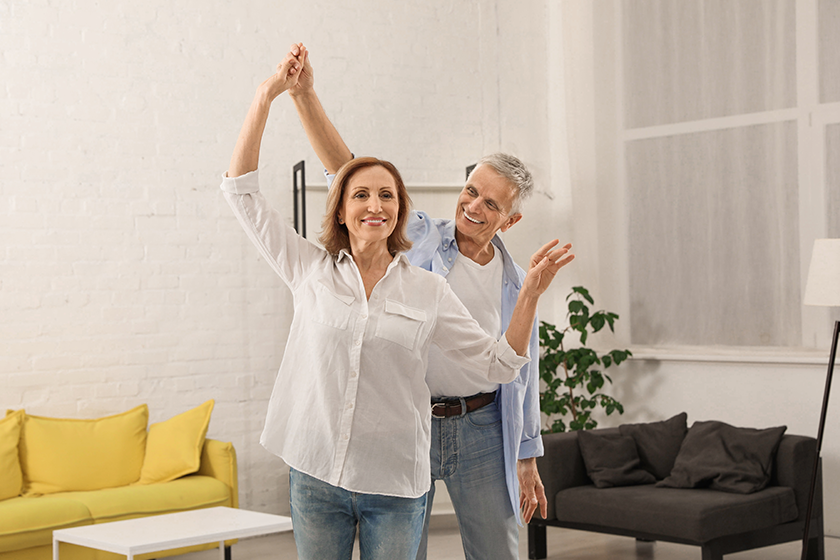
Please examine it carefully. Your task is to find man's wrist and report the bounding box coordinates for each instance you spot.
[517,291,540,310]
[288,87,316,101]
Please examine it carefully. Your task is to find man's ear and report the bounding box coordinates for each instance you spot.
[500,213,523,233]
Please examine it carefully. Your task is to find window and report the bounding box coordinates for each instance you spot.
[613,0,839,347]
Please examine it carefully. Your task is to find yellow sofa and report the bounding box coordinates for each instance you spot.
[0,401,239,560]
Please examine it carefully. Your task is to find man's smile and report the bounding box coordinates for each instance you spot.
[463,210,484,224]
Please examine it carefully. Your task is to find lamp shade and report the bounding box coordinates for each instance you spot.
[804,239,840,307]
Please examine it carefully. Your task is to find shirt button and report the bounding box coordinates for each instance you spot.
[346,402,354,410]
[342,434,349,440]
[360,313,368,320]
[355,339,362,346]
[350,371,358,378]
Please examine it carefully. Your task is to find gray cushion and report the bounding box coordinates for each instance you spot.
[656,421,786,494]
[577,431,656,488]
[619,412,687,479]
[554,484,798,542]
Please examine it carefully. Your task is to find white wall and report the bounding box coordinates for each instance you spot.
[1,0,569,515]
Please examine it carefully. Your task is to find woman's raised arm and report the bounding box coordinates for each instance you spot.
[227,52,304,178]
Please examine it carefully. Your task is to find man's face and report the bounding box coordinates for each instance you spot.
[454,164,522,246]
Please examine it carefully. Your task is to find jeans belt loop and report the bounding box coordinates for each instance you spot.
[457,396,468,418]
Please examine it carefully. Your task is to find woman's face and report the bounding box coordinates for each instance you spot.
[339,165,400,250]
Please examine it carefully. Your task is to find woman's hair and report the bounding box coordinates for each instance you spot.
[319,157,413,256]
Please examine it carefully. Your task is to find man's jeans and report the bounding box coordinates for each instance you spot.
[416,400,519,560]
[289,468,426,560]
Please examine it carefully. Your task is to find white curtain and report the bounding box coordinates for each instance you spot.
[627,123,800,346]
[820,0,840,104]
[570,0,840,347]
[622,0,795,128]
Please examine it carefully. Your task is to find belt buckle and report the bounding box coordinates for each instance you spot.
[431,403,447,418]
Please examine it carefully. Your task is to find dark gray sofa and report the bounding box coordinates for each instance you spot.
[529,425,824,560]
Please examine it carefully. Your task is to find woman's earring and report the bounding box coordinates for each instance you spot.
[338,218,345,224]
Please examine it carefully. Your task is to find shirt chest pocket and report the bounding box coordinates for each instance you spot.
[311,283,355,330]
[376,300,427,350]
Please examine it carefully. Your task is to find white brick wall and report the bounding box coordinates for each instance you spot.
[1,0,572,514]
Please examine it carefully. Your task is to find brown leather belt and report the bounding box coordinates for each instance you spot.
[431,392,497,419]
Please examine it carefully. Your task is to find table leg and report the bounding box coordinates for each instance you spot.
[219,541,225,560]
[53,538,59,560]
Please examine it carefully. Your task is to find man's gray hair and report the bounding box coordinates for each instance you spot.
[471,153,534,215]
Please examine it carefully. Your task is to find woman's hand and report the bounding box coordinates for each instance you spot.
[257,50,305,103]
[523,240,574,297]
[503,241,573,357]
[287,43,314,98]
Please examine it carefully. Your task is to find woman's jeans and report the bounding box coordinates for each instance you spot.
[289,467,426,560]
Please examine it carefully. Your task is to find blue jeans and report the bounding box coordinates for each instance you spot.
[289,468,426,560]
[416,400,518,560]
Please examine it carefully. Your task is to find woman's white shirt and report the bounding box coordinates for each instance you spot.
[220,170,529,498]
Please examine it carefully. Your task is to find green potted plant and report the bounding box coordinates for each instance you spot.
[539,286,632,433]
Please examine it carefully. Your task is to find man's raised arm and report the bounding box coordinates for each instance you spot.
[287,43,353,174]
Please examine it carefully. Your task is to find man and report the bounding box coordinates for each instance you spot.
[287,43,563,560]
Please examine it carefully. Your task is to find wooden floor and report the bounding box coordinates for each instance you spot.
[170,516,840,560]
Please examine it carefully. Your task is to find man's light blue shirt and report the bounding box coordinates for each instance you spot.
[404,210,544,525]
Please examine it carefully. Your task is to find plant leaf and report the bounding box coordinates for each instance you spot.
[590,313,605,332]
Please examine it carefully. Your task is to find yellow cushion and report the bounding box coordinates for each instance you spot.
[138,400,214,484]
[0,411,24,500]
[19,405,148,496]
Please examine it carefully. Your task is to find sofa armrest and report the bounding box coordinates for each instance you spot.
[535,429,616,521]
[773,434,818,522]
[198,439,239,509]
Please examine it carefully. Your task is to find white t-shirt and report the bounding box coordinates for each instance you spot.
[426,247,504,398]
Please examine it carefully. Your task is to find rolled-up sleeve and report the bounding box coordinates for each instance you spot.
[221,170,261,195]
[220,169,325,289]
[431,282,530,384]
[518,326,545,459]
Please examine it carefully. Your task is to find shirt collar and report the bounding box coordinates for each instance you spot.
[491,235,523,289]
[440,220,458,251]
[336,248,409,268]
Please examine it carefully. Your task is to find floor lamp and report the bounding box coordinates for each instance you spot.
[801,239,840,560]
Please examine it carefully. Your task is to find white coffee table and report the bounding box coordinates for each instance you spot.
[52,506,293,560]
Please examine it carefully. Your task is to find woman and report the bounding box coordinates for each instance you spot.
[220,50,573,560]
